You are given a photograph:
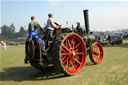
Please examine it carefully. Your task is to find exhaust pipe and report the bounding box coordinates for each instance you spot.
[83,10,90,34]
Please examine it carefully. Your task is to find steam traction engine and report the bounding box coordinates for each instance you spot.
[25,10,104,75]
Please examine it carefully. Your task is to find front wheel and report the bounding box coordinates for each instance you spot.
[89,42,104,64]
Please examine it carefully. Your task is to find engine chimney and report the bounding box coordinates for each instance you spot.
[83,10,90,34]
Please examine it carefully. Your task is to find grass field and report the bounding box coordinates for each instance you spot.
[0,40,128,85]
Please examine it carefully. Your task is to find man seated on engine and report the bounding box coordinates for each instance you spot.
[29,25,45,50]
[45,13,59,41]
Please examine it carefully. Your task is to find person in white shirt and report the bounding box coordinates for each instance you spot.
[3,41,7,51]
[0,41,6,51]
[45,13,59,40]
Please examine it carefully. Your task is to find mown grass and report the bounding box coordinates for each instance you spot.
[0,40,128,85]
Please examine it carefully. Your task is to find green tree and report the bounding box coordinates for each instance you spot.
[1,24,16,39]
[10,23,15,33]
[19,26,26,37]
[1,25,10,36]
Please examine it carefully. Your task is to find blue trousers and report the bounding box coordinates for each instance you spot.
[37,39,45,50]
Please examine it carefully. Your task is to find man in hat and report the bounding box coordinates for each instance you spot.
[28,16,43,34]
[45,13,59,40]
[28,16,38,33]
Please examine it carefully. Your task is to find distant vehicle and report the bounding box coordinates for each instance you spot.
[122,32,128,38]
[95,35,109,45]
[95,33,123,45]
[109,34,123,45]
[99,39,109,45]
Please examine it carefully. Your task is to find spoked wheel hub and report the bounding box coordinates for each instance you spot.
[71,51,76,57]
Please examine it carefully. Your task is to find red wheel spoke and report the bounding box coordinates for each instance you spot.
[61,56,67,61]
[67,59,70,70]
[73,43,80,50]
[97,55,100,59]
[68,39,71,49]
[96,56,99,62]
[72,57,81,65]
[71,37,74,47]
[62,44,70,52]
[66,59,68,66]
[72,40,75,48]
[61,53,69,56]
[94,46,97,51]
[70,59,75,70]
[62,57,70,64]
[94,57,97,62]
[73,59,76,70]
[74,55,79,59]
[75,63,79,69]
[92,45,100,62]
[76,52,83,55]
[74,48,79,52]
[96,46,99,52]
[61,48,67,53]
[93,53,99,62]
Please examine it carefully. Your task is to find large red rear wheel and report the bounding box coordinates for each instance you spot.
[52,33,86,75]
[89,42,104,64]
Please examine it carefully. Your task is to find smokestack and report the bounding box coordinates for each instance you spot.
[83,10,90,34]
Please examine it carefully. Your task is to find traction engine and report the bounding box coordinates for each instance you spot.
[25,10,104,75]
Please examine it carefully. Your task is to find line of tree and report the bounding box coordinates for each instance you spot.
[0,23,28,40]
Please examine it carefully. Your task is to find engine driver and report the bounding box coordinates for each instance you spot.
[45,13,59,41]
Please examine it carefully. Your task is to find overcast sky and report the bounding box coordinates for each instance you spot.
[1,0,128,32]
